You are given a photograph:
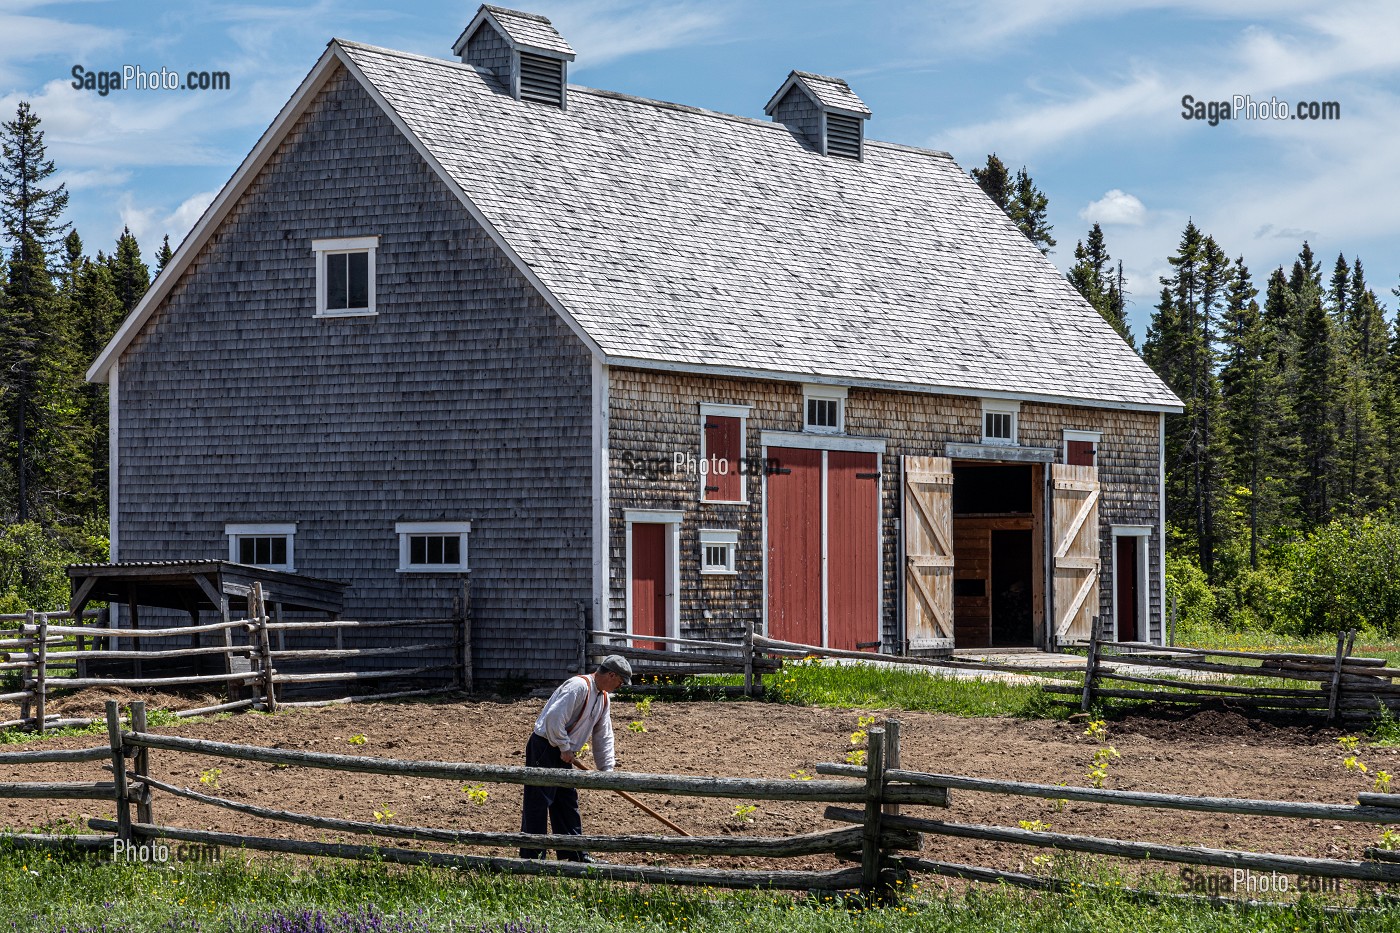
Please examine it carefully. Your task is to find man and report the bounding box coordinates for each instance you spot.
[519,654,632,861]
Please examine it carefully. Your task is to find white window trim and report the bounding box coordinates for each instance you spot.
[313,235,379,318]
[226,523,297,572]
[1063,429,1102,467]
[699,528,739,575]
[981,399,1020,446]
[396,521,471,573]
[699,404,750,504]
[1110,525,1153,645]
[803,384,847,435]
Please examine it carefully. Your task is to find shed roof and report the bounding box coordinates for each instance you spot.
[67,561,347,615]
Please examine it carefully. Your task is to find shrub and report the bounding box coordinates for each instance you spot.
[1275,516,1400,636]
[0,521,107,616]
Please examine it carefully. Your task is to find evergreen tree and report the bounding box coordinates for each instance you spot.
[1331,254,1383,512]
[1067,223,1132,345]
[154,234,173,278]
[106,226,149,314]
[970,154,1011,211]
[1291,246,1337,525]
[1008,167,1055,254]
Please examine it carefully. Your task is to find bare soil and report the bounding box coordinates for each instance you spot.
[1,694,1393,885]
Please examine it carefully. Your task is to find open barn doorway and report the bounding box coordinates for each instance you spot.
[950,462,1045,649]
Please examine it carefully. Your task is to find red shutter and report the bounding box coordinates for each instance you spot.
[1067,440,1096,467]
[703,416,743,501]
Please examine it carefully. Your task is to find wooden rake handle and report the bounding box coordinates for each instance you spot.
[572,759,692,837]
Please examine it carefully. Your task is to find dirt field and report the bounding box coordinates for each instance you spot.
[1,694,1394,887]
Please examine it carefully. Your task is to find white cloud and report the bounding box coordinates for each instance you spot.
[541,1,735,67]
[1080,189,1147,226]
[117,189,216,255]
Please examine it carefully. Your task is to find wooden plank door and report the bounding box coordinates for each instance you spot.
[766,447,823,647]
[902,456,955,651]
[827,450,880,651]
[1115,536,1139,643]
[630,522,667,649]
[1051,463,1101,646]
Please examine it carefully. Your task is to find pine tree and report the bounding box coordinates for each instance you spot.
[1331,254,1383,512]
[106,226,149,314]
[1292,246,1337,525]
[1008,167,1056,255]
[154,234,173,278]
[1067,223,1132,345]
[970,154,1011,211]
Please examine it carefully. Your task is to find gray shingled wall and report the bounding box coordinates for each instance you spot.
[464,22,513,90]
[606,369,1164,648]
[768,85,820,149]
[116,65,594,684]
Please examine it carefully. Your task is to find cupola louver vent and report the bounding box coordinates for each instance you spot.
[763,70,871,161]
[825,113,862,159]
[518,52,565,106]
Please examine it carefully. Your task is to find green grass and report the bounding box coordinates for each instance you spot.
[0,845,1391,932]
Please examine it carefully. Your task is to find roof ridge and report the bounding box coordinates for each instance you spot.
[335,40,955,162]
[482,3,552,24]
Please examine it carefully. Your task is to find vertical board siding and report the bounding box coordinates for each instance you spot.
[116,65,594,684]
[826,450,880,651]
[629,522,667,649]
[607,369,1163,648]
[765,447,824,647]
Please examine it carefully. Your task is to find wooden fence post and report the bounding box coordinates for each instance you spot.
[253,583,277,713]
[35,612,47,734]
[1328,630,1357,724]
[743,622,755,697]
[1080,631,1100,713]
[883,720,901,818]
[19,609,33,728]
[130,701,153,826]
[105,700,132,842]
[1168,592,1178,647]
[861,727,886,894]
[460,576,473,694]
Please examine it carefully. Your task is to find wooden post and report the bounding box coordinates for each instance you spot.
[19,610,33,728]
[1080,630,1100,713]
[1168,591,1178,647]
[254,584,277,713]
[130,701,153,825]
[34,612,47,734]
[743,622,755,697]
[460,576,472,694]
[861,727,886,894]
[76,609,88,681]
[883,720,901,817]
[127,596,142,681]
[1328,630,1357,724]
[105,700,132,842]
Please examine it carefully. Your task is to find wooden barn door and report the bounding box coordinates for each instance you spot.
[630,523,668,649]
[827,451,880,651]
[902,456,955,652]
[1051,463,1101,647]
[766,447,823,646]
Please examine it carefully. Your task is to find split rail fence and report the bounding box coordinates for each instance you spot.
[0,584,470,734]
[4,702,1400,904]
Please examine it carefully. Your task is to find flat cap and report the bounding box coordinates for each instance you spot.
[599,654,633,683]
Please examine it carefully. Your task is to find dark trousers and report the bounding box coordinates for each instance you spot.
[520,732,585,860]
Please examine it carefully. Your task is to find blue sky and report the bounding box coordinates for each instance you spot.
[2,0,1397,340]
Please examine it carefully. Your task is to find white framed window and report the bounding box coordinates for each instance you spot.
[1063,429,1102,468]
[803,384,847,434]
[699,528,739,574]
[313,236,379,317]
[699,403,751,503]
[397,521,471,572]
[226,523,296,572]
[981,399,1020,445]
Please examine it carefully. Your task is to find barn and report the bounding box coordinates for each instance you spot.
[87,5,1182,684]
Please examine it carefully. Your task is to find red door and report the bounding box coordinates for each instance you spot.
[631,523,667,649]
[766,447,823,646]
[827,451,880,650]
[1115,536,1138,643]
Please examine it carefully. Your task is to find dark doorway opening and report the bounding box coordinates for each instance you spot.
[1115,535,1139,643]
[991,529,1034,647]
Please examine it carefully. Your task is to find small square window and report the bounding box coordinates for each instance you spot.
[313,236,378,317]
[1064,430,1101,467]
[226,523,296,572]
[397,522,470,572]
[699,529,738,574]
[981,401,1019,446]
[802,385,847,434]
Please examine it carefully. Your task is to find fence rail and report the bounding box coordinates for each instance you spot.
[1,584,471,733]
[2,701,1399,904]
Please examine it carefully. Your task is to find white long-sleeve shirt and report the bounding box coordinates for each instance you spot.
[533,673,616,771]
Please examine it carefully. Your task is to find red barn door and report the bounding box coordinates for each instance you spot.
[765,447,823,646]
[827,451,880,651]
[630,522,668,649]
